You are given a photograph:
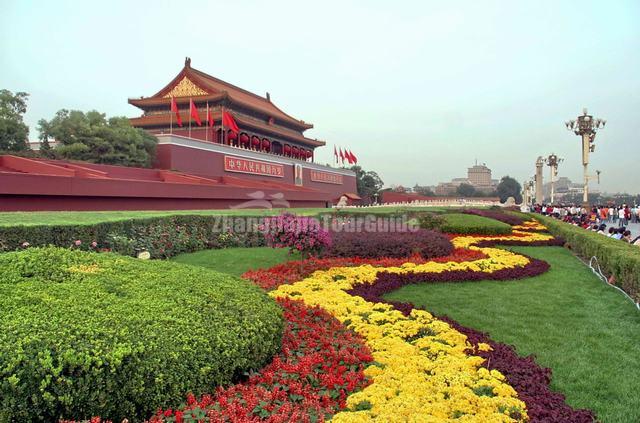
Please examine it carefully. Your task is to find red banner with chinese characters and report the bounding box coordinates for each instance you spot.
[224,156,284,178]
[310,170,343,185]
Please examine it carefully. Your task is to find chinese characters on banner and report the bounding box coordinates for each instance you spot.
[224,156,284,178]
[310,170,343,184]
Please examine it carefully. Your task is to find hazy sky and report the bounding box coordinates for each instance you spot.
[2,0,639,193]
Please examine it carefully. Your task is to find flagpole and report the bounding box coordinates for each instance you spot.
[170,97,173,134]
[188,97,192,138]
[205,102,209,142]
[221,103,225,145]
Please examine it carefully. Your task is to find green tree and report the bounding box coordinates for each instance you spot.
[413,184,435,197]
[350,165,384,203]
[456,183,476,197]
[38,109,157,167]
[0,89,30,151]
[496,176,523,203]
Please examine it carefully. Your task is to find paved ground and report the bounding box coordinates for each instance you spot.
[626,222,639,239]
[603,220,640,239]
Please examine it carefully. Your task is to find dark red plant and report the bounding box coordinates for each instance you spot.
[326,229,453,259]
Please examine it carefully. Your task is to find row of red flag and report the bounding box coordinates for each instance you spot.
[170,97,239,132]
[334,146,358,165]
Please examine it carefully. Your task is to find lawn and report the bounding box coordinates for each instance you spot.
[384,246,640,423]
[171,247,301,277]
[440,212,512,234]
[0,208,317,227]
[0,206,452,227]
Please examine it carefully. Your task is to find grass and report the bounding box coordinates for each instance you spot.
[0,209,318,227]
[384,246,640,423]
[0,206,453,227]
[440,213,512,234]
[171,247,301,277]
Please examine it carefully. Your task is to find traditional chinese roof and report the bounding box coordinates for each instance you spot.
[129,110,325,147]
[129,58,313,131]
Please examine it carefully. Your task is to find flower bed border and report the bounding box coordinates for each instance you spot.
[342,237,595,423]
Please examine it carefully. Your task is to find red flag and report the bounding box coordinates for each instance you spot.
[223,111,240,133]
[207,106,214,127]
[350,150,358,164]
[345,149,353,165]
[333,145,338,163]
[339,147,345,164]
[190,99,202,126]
[170,97,182,127]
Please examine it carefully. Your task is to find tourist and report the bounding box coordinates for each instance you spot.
[618,207,626,227]
[608,206,615,222]
[599,207,608,222]
[622,230,632,243]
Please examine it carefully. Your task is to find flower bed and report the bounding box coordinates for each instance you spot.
[59,220,595,422]
[326,229,453,259]
[243,248,487,290]
[462,209,527,226]
[267,223,594,421]
[151,298,373,423]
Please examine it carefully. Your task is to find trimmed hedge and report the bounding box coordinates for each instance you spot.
[535,215,640,301]
[0,215,267,258]
[438,213,512,235]
[462,208,526,226]
[327,229,453,259]
[0,247,283,422]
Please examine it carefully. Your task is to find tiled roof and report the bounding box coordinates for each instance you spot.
[130,59,313,131]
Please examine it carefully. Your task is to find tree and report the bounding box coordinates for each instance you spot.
[38,109,157,167]
[350,165,384,203]
[0,89,30,151]
[456,183,476,197]
[496,176,523,204]
[413,184,435,197]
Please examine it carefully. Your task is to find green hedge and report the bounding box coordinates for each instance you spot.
[0,247,283,422]
[0,215,267,259]
[535,215,640,301]
[438,213,513,235]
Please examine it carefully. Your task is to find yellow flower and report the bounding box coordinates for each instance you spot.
[267,230,551,421]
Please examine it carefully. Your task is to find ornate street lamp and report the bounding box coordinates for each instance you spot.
[565,108,605,206]
[544,153,564,204]
[535,157,544,204]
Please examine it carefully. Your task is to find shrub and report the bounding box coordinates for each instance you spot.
[462,209,525,226]
[534,215,640,301]
[0,247,283,422]
[439,213,512,235]
[261,212,330,258]
[415,212,446,230]
[327,229,453,259]
[0,215,267,258]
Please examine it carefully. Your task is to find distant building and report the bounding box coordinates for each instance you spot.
[542,176,599,201]
[28,139,59,151]
[467,163,492,187]
[435,161,497,195]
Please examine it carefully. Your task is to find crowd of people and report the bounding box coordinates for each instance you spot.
[532,204,640,246]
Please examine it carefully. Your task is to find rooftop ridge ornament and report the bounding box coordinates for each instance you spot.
[185,57,191,68]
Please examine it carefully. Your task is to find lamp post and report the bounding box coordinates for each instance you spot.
[565,108,605,207]
[535,157,544,204]
[544,153,564,204]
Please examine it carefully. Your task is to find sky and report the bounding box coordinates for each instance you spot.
[1,0,639,193]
